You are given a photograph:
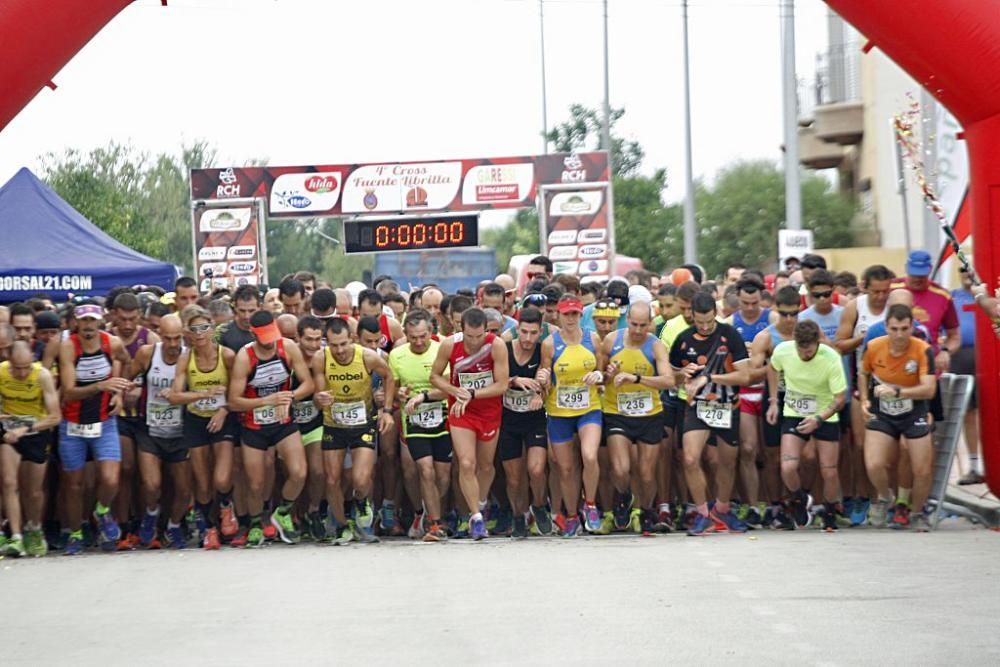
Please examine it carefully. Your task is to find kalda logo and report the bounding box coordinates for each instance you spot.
[305,175,338,194]
[217,167,241,197]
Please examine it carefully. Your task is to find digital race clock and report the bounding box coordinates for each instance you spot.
[343,214,479,254]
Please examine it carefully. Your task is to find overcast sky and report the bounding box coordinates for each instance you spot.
[0,0,831,221]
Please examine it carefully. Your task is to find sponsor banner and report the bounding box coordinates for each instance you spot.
[192,201,265,292]
[191,152,609,219]
[778,229,814,268]
[553,261,579,275]
[541,183,612,276]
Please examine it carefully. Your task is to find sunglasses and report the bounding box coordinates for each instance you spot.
[810,291,834,299]
[188,323,213,334]
[777,309,799,318]
[594,300,617,310]
[521,294,547,307]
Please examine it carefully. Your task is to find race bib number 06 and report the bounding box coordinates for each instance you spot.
[253,405,280,425]
[696,400,732,429]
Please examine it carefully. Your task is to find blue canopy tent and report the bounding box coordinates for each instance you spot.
[0,167,176,302]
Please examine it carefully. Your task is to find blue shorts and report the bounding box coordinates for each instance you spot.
[59,419,121,472]
[547,410,603,445]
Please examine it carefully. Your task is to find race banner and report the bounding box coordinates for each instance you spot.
[192,200,267,293]
[539,182,612,280]
[190,152,609,219]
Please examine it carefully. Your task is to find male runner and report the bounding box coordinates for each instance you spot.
[540,295,604,536]
[358,289,405,354]
[170,305,238,549]
[279,278,306,317]
[730,276,772,527]
[497,306,551,538]
[59,301,132,554]
[174,276,201,311]
[130,315,194,548]
[292,315,327,540]
[312,317,395,544]
[601,302,674,534]
[670,292,751,536]
[389,309,451,542]
[0,341,60,556]
[861,304,937,532]
[431,307,509,541]
[767,320,848,531]
[228,310,314,546]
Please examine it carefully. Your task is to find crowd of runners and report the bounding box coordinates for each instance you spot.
[0,249,993,556]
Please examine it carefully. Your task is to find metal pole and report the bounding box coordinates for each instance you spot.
[895,133,913,255]
[781,0,802,230]
[539,0,549,154]
[601,0,612,159]
[681,0,697,263]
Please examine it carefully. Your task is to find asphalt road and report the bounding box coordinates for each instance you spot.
[3,520,999,665]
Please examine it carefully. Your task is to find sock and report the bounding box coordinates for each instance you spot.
[715,501,731,514]
[146,506,160,517]
[969,455,980,472]
[238,515,249,528]
[11,532,21,540]
[471,511,483,522]
[696,503,709,517]
[217,489,233,506]
[478,500,487,512]
[166,519,180,530]
[95,501,110,515]
[25,521,39,532]
[250,514,262,528]
[658,503,671,514]
[897,488,911,507]
[277,498,294,515]
[383,499,395,510]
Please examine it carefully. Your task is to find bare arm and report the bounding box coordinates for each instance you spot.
[748,330,770,385]
[34,368,62,432]
[285,341,314,402]
[833,300,862,355]
[471,338,509,400]
[430,338,462,399]
[59,339,129,401]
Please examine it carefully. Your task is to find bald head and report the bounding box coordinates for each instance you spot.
[494,274,515,291]
[10,340,33,364]
[160,314,182,335]
[886,288,914,308]
[334,289,353,315]
[277,313,299,340]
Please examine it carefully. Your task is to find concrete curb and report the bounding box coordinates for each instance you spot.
[944,483,1000,527]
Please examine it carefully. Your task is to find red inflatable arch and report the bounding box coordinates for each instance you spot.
[0,0,997,495]
[826,0,1000,496]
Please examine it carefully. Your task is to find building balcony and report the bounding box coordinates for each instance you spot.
[813,101,864,145]
[798,125,844,170]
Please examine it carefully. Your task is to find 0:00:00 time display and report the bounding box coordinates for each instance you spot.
[374,221,466,248]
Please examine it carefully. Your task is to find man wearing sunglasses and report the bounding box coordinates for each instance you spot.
[749,286,803,528]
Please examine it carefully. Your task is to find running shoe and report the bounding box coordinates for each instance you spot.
[116,532,140,551]
[734,502,750,522]
[553,513,568,535]
[470,515,488,541]
[444,510,459,537]
[582,503,602,533]
[911,512,931,532]
[613,492,633,531]
[203,527,221,550]
[774,508,796,531]
[849,498,870,527]
[334,522,355,546]
[64,531,84,556]
[261,514,278,541]
[354,499,375,530]
[711,508,749,533]
[93,509,121,544]
[654,509,675,533]
[868,498,891,528]
[890,505,911,530]
[139,512,159,547]
[307,511,327,542]
[163,524,186,549]
[4,537,25,558]
[379,504,397,535]
[493,507,513,537]
[512,515,529,539]
[628,507,642,533]
[229,526,250,547]
[562,515,581,538]
[25,529,48,558]
[456,516,470,539]
[423,522,448,542]
[958,471,984,486]
[744,505,763,530]
[408,513,426,540]
[639,509,656,536]
[246,525,265,548]
[219,503,239,538]
[531,505,554,536]
[820,506,838,532]
[485,502,500,532]
[834,504,852,528]
[789,492,811,528]
[270,510,301,544]
[593,511,613,535]
[355,519,380,544]
[686,513,715,536]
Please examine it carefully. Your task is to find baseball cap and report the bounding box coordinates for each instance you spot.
[629,285,653,305]
[906,250,933,277]
[35,311,61,330]
[73,304,103,320]
[249,310,280,344]
[556,295,584,314]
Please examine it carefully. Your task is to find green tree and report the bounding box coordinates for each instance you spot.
[481,209,540,275]
[265,217,372,286]
[546,103,644,177]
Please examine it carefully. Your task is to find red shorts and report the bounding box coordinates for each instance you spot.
[739,388,764,417]
[449,410,500,443]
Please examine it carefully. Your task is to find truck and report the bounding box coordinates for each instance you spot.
[373,247,497,294]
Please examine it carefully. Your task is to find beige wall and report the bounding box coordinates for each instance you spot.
[815,246,908,277]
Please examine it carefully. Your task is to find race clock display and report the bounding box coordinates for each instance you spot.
[343,214,479,254]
